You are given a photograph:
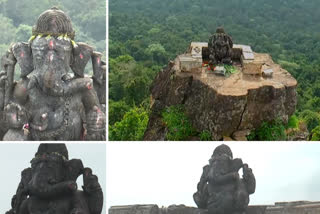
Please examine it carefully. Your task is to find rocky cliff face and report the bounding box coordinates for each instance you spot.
[144,53,297,141]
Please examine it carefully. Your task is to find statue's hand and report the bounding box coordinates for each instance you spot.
[82,167,103,214]
[82,168,101,193]
[242,164,256,194]
[242,164,253,178]
[3,103,29,129]
[0,70,7,88]
[85,106,106,141]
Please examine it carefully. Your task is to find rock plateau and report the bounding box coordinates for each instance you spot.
[144,43,297,140]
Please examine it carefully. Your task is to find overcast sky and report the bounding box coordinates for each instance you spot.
[107,142,320,211]
[0,143,106,214]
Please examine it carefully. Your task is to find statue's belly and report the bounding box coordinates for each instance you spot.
[28,88,83,140]
[29,197,72,214]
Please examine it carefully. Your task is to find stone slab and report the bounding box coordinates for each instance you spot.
[233,44,254,60]
[243,61,263,75]
[247,206,268,214]
[190,42,208,58]
[179,54,202,72]
[243,52,255,60]
[177,52,296,97]
[262,68,273,77]
[109,205,159,214]
[109,202,320,214]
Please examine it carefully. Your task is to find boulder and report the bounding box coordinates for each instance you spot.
[144,52,297,141]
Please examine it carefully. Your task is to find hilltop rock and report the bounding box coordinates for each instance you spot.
[144,50,297,141]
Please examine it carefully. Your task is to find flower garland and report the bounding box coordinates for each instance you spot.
[28,33,78,48]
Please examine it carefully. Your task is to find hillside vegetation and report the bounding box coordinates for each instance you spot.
[0,0,106,66]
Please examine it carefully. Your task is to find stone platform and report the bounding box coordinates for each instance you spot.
[176,52,296,97]
[109,201,320,214]
[144,50,297,140]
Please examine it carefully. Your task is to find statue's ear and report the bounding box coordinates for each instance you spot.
[65,159,84,181]
[70,42,93,78]
[12,42,34,78]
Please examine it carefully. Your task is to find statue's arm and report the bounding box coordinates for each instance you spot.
[232,158,243,171]
[66,158,84,181]
[194,165,210,209]
[0,43,32,140]
[242,164,256,194]
[69,42,106,140]
[6,168,32,214]
[82,167,103,214]
[92,51,106,106]
[0,71,6,111]
[197,165,209,190]
[0,45,17,110]
[228,35,233,48]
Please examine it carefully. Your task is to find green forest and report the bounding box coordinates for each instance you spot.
[109,0,320,141]
[0,0,106,68]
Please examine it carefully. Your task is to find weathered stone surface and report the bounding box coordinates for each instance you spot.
[243,61,262,74]
[247,206,268,214]
[223,136,234,141]
[0,7,106,141]
[232,129,250,141]
[208,27,233,65]
[190,42,208,59]
[267,201,320,214]
[179,54,202,72]
[144,52,297,140]
[164,205,206,214]
[6,143,103,214]
[109,205,160,214]
[193,144,255,213]
[109,202,320,214]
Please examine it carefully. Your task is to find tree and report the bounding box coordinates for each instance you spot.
[311,126,320,141]
[15,24,32,42]
[78,7,106,41]
[300,110,320,132]
[0,14,16,45]
[109,100,130,125]
[109,107,149,141]
[145,43,167,64]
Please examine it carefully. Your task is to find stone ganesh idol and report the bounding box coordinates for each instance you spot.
[208,27,233,65]
[0,7,106,140]
[193,144,256,214]
[6,143,103,214]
